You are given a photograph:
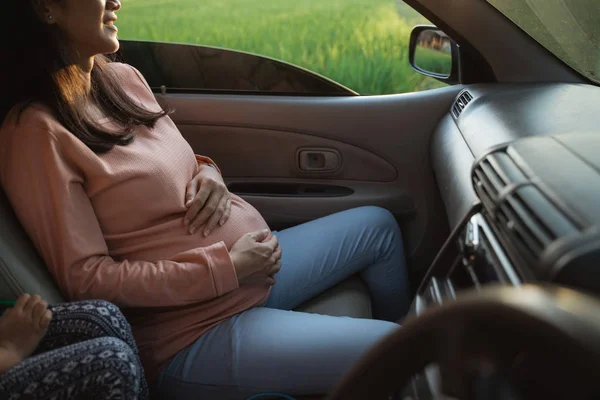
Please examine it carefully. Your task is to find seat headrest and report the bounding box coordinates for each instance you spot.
[0,188,64,303]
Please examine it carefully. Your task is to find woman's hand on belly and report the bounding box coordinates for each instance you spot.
[184,165,231,236]
[240,271,277,286]
[230,230,283,286]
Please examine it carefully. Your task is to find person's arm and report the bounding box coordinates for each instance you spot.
[0,119,238,308]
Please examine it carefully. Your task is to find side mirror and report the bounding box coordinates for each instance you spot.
[409,25,460,84]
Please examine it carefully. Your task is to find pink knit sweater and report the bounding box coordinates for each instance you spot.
[0,63,271,381]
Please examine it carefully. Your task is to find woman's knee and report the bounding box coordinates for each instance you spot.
[79,338,143,399]
[51,299,120,316]
[0,338,143,400]
[354,206,404,252]
[90,336,135,358]
[91,337,149,400]
[91,337,140,372]
[360,206,401,233]
[49,300,134,343]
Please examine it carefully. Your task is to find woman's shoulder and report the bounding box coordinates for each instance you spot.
[104,61,137,77]
[0,102,81,160]
[1,102,58,138]
[0,103,72,187]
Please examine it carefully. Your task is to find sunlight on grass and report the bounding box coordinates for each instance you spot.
[117,0,446,94]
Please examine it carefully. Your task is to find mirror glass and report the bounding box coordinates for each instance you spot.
[414,29,452,77]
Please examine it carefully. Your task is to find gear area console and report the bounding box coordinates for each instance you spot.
[414,208,521,312]
[397,132,600,399]
[400,205,522,400]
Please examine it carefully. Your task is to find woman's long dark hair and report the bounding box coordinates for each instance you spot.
[1,0,169,153]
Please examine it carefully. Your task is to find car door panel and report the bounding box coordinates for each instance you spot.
[157,87,462,273]
[180,125,398,181]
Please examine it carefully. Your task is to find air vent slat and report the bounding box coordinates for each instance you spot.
[486,153,527,186]
[506,195,553,246]
[473,168,496,209]
[473,150,579,264]
[480,161,504,195]
[453,104,460,116]
[498,203,544,260]
[515,186,577,239]
[452,91,473,118]
[473,153,529,203]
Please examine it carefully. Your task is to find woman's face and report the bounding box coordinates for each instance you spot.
[46,0,121,59]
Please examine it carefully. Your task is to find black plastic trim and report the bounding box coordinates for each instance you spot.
[227,182,354,198]
[415,202,482,296]
[151,87,354,97]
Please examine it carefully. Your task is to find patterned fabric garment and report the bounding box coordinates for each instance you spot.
[0,300,147,400]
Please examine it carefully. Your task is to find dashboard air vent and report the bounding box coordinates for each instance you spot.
[496,189,556,262]
[472,152,527,210]
[473,151,579,265]
[452,91,473,118]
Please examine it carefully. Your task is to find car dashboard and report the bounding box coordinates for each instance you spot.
[403,81,600,399]
[431,82,600,228]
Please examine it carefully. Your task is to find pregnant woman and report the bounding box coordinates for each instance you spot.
[1,1,410,399]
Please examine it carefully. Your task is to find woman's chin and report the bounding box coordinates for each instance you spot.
[103,39,120,55]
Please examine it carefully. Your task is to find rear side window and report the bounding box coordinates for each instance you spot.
[117,0,445,95]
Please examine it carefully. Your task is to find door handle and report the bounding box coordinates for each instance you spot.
[297,149,341,172]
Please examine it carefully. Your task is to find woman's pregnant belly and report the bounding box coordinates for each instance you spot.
[107,194,271,262]
[202,194,272,249]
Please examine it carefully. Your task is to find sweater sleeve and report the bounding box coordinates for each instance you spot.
[195,154,221,174]
[0,116,238,308]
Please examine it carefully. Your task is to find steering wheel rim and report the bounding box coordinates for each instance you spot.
[327,284,600,400]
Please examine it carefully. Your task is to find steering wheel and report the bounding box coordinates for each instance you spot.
[327,284,600,400]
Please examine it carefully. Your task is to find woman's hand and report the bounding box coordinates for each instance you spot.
[0,294,52,374]
[230,230,283,286]
[184,164,231,236]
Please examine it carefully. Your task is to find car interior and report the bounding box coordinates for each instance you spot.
[1,0,600,399]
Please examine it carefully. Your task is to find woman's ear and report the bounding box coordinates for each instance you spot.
[33,0,58,24]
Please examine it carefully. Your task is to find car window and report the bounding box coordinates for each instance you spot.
[117,0,446,95]
[485,0,600,84]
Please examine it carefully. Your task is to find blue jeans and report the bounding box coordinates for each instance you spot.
[156,206,410,399]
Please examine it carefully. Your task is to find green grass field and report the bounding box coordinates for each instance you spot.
[414,47,452,76]
[116,0,446,95]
